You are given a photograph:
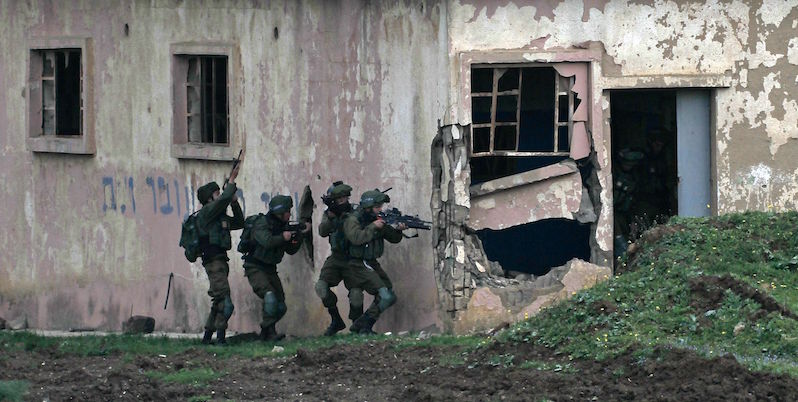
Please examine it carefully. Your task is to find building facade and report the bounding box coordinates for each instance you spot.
[1,0,797,334]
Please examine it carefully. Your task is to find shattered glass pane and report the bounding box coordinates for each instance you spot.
[42,52,55,77]
[42,109,55,135]
[42,80,55,109]
[497,68,519,92]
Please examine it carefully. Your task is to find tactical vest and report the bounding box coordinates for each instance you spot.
[348,210,384,260]
[245,214,290,266]
[328,212,351,255]
[198,210,233,251]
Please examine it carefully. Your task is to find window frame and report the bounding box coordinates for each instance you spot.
[171,42,239,161]
[26,37,95,155]
[470,63,574,158]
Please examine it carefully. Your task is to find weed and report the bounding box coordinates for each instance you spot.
[146,368,225,386]
[0,380,29,402]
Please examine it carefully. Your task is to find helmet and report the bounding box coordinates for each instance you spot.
[269,194,293,213]
[359,189,390,209]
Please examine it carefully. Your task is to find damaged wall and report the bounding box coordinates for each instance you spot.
[0,0,448,334]
[433,0,798,332]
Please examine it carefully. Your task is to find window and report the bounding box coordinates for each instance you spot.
[27,38,94,154]
[39,49,83,136]
[171,43,238,160]
[186,56,228,144]
[470,66,580,157]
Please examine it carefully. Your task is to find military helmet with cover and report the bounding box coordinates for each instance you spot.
[197,182,220,205]
[327,181,352,199]
[269,194,293,214]
[359,189,390,209]
[618,148,644,164]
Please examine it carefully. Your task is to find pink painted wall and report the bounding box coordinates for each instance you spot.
[0,0,447,335]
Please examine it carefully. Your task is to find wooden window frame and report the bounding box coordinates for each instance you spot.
[470,64,573,158]
[26,37,95,155]
[171,42,239,161]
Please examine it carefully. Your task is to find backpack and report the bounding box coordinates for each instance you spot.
[179,211,202,262]
[238,213,265,254]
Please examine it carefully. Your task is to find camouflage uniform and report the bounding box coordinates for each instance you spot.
[242,195,302,342]
[344,190,404,334]
[196,181,244,344]
[315,182,365,336]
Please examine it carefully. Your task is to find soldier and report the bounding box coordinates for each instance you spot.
[242,194,309,342]
[315,181,365,336]
[344,190,408,334]
[196,165,244,345]
[613,148,644,258]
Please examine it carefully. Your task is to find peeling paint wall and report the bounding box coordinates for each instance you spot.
[434,0,798,332]
[0,0,448,334]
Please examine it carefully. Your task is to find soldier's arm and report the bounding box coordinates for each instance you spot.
[199,183,236,222]
[343,215,377,246]
[382,224,404,244]
[229,199,244,230]
[253,225,285,250]
[318,213,336,238]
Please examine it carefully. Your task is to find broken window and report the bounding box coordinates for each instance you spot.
[470,66,584,183]
[37,49,82,136]
[185,56,228,144]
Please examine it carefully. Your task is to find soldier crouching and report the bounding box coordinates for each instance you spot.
[344,190,408,334]
[242,195,308,342]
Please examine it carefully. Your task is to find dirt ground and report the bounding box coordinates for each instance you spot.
[3,334,798,401]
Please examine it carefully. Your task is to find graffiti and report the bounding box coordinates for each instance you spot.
[102,176,136,214]
[102,175,309,220]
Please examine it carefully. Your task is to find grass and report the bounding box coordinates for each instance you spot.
[0,380,29,402]
[502,211,798,376]
[145,367,225,386]
[0,330,484,362]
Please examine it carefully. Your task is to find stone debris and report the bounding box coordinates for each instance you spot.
[122,315,155,334]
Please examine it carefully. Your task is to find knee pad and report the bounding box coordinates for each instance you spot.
[263,291,279,317]
[222,296,235,320]
[315,280,330,299]
[348,288,364,308]
[276,301,287,319]
[377,287,396,312]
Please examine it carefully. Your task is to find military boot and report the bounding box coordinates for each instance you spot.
[323,308,346,336]
[260,324,286,342]
[351,313,377,335]
[201,329,215,345]
[216,329,227,345]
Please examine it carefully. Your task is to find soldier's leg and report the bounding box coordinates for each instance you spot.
[315,255,343,308]
[363,260,396,320]
[342,263,365,321]
[244,265,281,340]
[348,259,393,334]
[203,259,233,344]
[316,255,348,336]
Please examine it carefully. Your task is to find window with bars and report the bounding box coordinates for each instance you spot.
[470,66,579,158]
[185,56,228,144]
[37,49,83,136]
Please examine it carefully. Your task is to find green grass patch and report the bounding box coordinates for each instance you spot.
[0,380,30,402]
[502,211,798,377]
[146,368,224,386]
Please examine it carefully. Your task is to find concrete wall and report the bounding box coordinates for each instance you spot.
[3,0,798,335]
[0,0,448,334]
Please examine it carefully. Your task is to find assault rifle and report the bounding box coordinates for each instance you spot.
[286,220,309,242]
[378,208,432,230]
[223,149,244,189]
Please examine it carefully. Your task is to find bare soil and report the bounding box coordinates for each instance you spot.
[2,335,797,401]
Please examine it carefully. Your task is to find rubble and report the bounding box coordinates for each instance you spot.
[122,315,155,334]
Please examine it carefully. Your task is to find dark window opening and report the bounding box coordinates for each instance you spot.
[476,219,591,276]
[187,56,228,144]
[470,65,577,184]
[40,49,82,136]
[610,90,678,257]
